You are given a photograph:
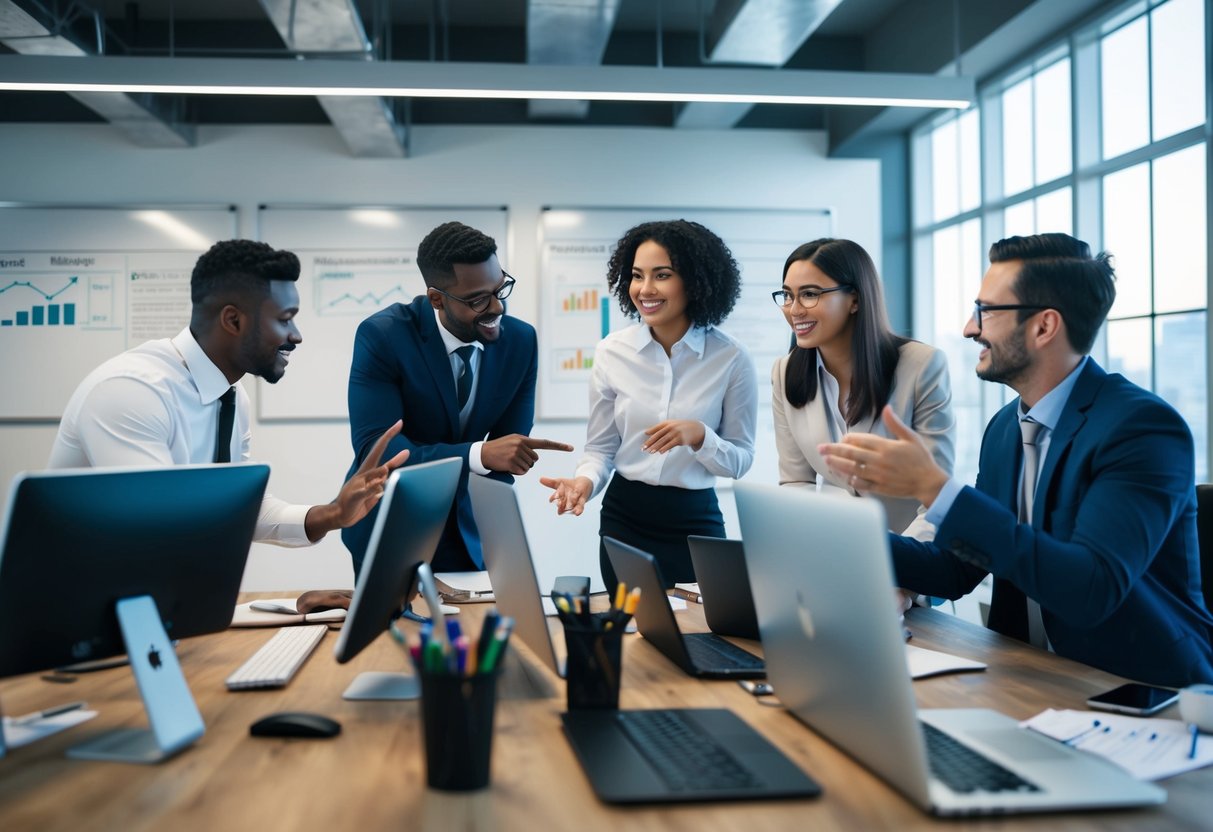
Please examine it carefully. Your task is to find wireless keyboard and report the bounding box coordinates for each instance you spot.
[226,624,328,690]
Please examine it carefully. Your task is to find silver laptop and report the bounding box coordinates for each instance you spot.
[733,482,1166,816]
[468,475,565,678]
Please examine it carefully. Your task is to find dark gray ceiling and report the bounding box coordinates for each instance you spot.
[0,0,1118,151]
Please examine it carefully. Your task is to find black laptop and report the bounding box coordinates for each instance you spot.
[602,537,764,679]
[686,536,761,640]
[562,708,821,804]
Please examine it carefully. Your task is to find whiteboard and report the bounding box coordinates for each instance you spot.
[0,205,238,421]
[255,206,509,420]
[537,207,834,488]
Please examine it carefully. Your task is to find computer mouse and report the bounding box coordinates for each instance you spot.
[249,711,342,739]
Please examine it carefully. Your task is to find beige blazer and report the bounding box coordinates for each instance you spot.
[770,340,955,537]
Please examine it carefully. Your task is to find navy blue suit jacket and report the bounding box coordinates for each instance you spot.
[341,296,538,576]
[892,360,1213,687]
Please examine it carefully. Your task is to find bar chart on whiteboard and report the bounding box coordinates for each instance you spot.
[0,251,197,419]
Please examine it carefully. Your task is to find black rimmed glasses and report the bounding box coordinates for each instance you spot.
[434,273,516,313]
[970,301,1051,335]
[771,285,854,310]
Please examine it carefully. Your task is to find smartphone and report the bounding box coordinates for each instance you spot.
[739,680,775,696]
[1086,683,1179,716]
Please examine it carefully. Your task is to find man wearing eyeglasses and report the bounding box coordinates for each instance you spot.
[819,232,1213,687]
[342,221,572,576]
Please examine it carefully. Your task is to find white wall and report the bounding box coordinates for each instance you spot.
[0,123,879,592]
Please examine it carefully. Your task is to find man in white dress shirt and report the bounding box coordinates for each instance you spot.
[49,239,407,546]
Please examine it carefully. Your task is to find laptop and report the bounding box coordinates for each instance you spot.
[468,475,566,678]
[733,482,1167,816]
[603,537,764,679]
[687,536,761,640]
[561,707,822,804]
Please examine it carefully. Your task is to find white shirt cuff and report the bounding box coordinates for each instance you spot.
[923,477,965,528]
[468,441,489,476]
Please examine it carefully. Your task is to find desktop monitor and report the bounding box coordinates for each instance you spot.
[333,457,461,700]
[0,463,269,762]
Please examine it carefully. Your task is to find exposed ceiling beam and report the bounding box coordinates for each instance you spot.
[676,0,844,129]
[0,55,976,110]
[257,0,406,157]
[525,0,623,120]
[0,0,193,147]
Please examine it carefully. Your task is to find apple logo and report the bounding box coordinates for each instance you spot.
[147,644,162,670]
[795,590,816,640]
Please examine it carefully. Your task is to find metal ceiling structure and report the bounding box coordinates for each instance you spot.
[0,0,1123,157]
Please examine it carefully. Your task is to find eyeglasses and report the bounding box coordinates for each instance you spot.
[970,301,1051,335]
[771,285,854,310]
[433,273,515,313]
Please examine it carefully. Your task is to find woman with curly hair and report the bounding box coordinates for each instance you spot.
[772,238,955,543]
[541,220,758,588]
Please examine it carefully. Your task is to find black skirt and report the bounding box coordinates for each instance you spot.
[598,474,725,588]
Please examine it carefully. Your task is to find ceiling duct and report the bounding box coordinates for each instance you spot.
[0,0,193,147]
[526,0,622,120]
[258,0,406,157]
[676,0,844,129]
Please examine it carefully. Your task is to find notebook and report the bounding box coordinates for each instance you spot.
[602,536,764,679]
[733,481,1166,816]
[686,536,761,640]
[467,475,567,678]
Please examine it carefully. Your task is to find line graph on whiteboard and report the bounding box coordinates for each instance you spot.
[313,267,422,317]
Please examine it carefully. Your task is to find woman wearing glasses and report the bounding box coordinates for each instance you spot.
[771,238,955,546]
[541,220,757,588]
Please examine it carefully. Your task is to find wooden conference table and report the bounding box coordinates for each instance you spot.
[0,596,1209,832]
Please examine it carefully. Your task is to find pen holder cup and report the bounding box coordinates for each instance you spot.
[562,620,624,711]
[419,670,499,791]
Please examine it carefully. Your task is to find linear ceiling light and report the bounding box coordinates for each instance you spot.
[0,55,974,109]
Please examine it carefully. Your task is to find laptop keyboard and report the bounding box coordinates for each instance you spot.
[615,710,764,792]
[922,722,1041,794]
[684,634,764,671]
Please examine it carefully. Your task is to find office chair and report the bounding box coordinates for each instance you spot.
[1196,484,1213,613]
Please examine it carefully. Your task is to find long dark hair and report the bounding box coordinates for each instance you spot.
[784,238,907,425]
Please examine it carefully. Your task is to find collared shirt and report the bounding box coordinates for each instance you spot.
[48,327,311,546]
[575,323,758,497]
[927,356,1089,525]
[432,308,488,476]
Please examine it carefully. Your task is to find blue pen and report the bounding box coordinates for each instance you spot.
[1189,724,1200,760]
[446,618,462,643]
[1064,719,1103,745]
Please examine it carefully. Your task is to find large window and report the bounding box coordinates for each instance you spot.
[913,0,1210,488]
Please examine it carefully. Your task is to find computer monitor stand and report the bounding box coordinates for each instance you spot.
[66,595,205,764]
[342,670,420,701]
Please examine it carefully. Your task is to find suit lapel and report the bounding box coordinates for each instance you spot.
[415,301,461,436]
[1032,360,1104,524]
[991,409,1022,511]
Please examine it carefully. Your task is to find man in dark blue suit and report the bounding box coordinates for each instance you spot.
[342,222,572,576]
[821,233,1213,687]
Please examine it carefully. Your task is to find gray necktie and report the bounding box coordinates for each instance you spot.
[1019,418,1049,650]
[455,345,476,410]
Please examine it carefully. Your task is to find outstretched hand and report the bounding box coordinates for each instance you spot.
[481,434,574,476]
[539,475,593,516]
[305,421,410,541]
[817,406,948,507]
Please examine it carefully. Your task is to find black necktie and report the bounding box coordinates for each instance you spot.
[455,346,476,410]
[214,387,236,463]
